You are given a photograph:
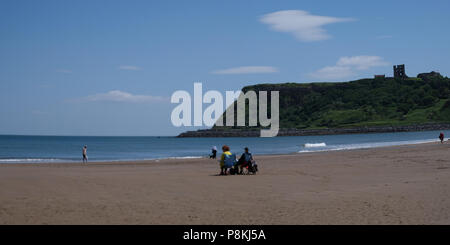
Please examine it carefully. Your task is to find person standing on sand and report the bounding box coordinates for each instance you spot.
[210,146,217,159]
[82,145,88,163]
[439,132,444,144]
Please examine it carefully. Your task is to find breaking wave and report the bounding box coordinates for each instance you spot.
[304,143,327,148]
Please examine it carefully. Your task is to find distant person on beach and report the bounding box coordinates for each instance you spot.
[210,146,217,159]
[237,147,253,174]
[82,145,88,163]
[439,132,444,144]
[219,145,232,175]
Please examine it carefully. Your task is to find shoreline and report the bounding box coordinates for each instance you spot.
[0,140,443,167]
[0,137,441,165]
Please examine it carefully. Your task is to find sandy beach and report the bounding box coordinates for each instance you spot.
[1,142,450,225]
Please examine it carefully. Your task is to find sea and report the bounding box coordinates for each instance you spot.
[0,130,448,163]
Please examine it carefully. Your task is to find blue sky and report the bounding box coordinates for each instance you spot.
[1,0,449,136]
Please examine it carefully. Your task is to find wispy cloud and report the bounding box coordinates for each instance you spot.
[336,56,389,70]
[118,65,142,71]
[376,35,393,39]
[31,110,49,115]
[260,10,355,42]
[310,56,389,81]
[310,66,355,80]
[56,69,73,74]
[81,90,168,103]
[211,66,279,75]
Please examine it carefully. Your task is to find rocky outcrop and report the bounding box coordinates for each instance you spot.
[177,123,450,137]
[417,71,443,81]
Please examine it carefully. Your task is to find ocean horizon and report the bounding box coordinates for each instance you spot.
[0,130,447,163]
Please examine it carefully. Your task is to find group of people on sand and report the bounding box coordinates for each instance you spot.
[211,145,258,175]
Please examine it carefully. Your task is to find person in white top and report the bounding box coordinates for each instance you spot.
[210,146,217,159]
[82,145,88,163]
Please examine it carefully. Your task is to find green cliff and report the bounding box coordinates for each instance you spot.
[217,72,450,130]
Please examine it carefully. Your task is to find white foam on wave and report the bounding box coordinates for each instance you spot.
[304,142,327,148]
[0,158,68,163]
[140,156,204,161]
[298,139,439,153]
[167,156,203,159]
[0,156,204,164]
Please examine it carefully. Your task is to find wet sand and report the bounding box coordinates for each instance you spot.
[1,142,450,224]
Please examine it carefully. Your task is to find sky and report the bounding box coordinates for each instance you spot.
[1,0,450,136]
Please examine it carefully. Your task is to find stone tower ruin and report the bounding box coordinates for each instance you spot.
[393,64,407,79]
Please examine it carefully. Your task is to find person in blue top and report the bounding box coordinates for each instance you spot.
[237,147,253,174]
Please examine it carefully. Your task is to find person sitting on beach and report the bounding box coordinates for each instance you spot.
[82,145,88,163]
[237,147,253,174]
[219,145,233,175]
[210,146,217,159]
[439,132,444,144]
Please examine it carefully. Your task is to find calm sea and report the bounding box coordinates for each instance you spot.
[0,130,447,163]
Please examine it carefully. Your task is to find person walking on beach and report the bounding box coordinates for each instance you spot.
[439,132,444,144]
[82,145,88,163]
[210,146,217,159]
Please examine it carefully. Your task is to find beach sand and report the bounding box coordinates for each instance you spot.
[1,142,450,224]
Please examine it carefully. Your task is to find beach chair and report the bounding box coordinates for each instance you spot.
[238,153,258,175]
[244,160,258,175]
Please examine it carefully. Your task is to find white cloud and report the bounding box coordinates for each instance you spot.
[118,65,142,71]
[31,110,49,115]
[260,10,355,42]
[310,55,389,81]
[336,56,389,70]
[310,66,355,80]
[211,66,279,74]
[56,69,73,74]
[376,35,393,39]
[84,90,168,103]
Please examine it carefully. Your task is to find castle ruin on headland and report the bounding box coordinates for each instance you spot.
[374,64,444,80]
[375,64,409,79]
[390,64,442,80]
[393,64,408,79]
